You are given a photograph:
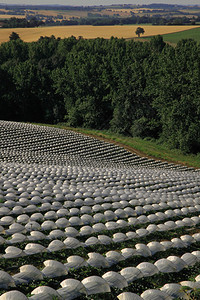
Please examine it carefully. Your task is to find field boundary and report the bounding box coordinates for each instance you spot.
[37,123,199,169]
[0,25,199,43]
[66,129,199,169]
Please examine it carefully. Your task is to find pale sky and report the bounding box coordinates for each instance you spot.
[1,0,200,6]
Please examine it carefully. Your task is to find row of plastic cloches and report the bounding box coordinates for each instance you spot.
[0,120,194,170]
[1,248,200,299]
[1,209,200,250]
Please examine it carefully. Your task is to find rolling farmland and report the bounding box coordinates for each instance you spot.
[0,120,200,299]
[1,5,200,21]
[0,25,199,43]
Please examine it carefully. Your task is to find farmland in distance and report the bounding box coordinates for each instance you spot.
[0,25,199,43]
[1,5,200,21]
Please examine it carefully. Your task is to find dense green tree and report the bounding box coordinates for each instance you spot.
[0,67,17,120]
[0,39,28,65]
[52,38,113,128]
[110,61,145,134]
[149,35,166,53]
[28,35,59,66]
[153,40,200,153]
[9,31,21,41]
[135,27,145,37]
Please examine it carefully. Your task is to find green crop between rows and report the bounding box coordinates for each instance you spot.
[1,258,200,298]
[0,224,199,275]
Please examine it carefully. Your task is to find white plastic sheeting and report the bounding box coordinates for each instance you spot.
[102,271,128,289]
[82,276,111,295]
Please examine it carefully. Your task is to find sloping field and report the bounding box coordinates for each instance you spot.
[0,25,199,43]
[0,121,191,170]
[162,27,200,44]
[0,120,200,299]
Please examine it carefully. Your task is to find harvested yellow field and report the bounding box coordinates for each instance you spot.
[133,8,163,12]
[109,8,163,16]
[180,9,200,14]
[0,25,199,43]
[0,14,25,19]
[0,8,26,19]
[107,9,133,17]
[29,9,88,18]
[110,8,160,13]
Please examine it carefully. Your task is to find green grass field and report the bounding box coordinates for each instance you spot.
[162,27,200,44]
[34,123,200,169]
[142,27,200,44]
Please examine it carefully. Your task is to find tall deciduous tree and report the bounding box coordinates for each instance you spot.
[9,32,21,41]
[135,27,145,37]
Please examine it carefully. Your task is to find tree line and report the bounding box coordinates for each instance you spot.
[2,17,44,28]
[0,35,200,154]
[44,15,197,27]
[2,14,198,28]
